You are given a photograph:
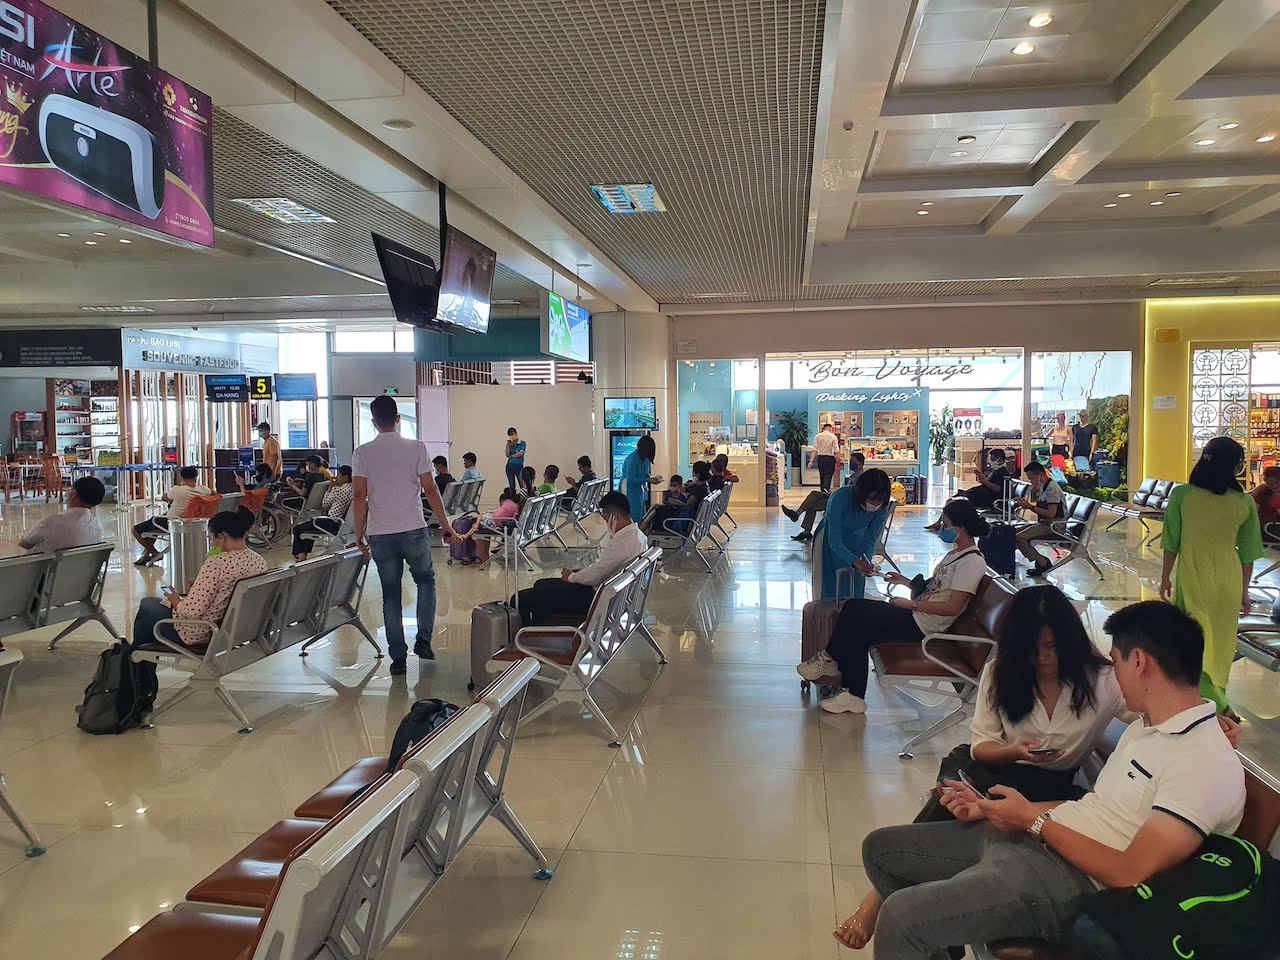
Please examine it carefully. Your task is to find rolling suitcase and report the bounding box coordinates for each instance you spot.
[468,601,520,691]
[980,522,1017,578]
[800,566,855,696]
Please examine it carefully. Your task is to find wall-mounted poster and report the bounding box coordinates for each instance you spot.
[0,0,214,246]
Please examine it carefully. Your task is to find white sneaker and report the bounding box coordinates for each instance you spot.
[820,690,868,714]
[797,650,837,681]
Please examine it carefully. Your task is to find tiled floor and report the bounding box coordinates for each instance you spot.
[0,491,1277,959]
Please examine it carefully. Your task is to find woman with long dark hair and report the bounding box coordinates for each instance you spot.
[831,583,1239,950]
[621,434,660,524]
[1160,435,1263,710]
[812,468,891,601]
[800,499,988,715]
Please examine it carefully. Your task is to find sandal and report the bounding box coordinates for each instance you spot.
[833,915,872,950]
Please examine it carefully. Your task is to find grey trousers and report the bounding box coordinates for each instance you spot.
[863,820,1095,960]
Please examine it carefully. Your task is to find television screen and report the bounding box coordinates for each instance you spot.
[435,226,496,334]
[372,232,441,328]
[275,373,318,401]
[205,375,248,403]
[543,291,592,362]
[604,397,658,430]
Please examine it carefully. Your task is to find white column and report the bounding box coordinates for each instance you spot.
[591,311,674,481]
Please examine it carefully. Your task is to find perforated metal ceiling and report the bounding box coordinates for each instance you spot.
[326,0,827,304]
[211,110,547,305]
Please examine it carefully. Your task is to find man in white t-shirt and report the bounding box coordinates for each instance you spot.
[131,466,212,565]
[809,423,841,492]
[351,396,456,675]
[854,601,1244,959]
[20,476,106,554]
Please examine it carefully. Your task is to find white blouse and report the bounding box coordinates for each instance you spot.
[968,662,1131,771]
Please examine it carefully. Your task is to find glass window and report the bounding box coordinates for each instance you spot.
[1031,350,1132,484]
[355,398,417,446]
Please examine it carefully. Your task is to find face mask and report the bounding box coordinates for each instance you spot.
[938,527,959,544]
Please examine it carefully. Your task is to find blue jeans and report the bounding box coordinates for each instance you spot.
[369,528,436,662]
[130,596,183,649]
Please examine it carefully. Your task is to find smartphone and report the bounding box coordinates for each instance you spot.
[956,769,996,800]
[1028,746,1059,756]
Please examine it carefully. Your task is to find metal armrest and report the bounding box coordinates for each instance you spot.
[512,624,588,665]
[661,516,695,537]
[146,617,218,660]
[919,632,996,684]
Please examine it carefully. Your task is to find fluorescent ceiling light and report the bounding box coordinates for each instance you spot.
[230,197,336,224]
[1011,42,1035,56]
[491,299,522,305]
[1150,276,1239,286]
[1028,13,1053,28]
[690,292,747,299]
[79,304,156,314]
[590,183,667,214]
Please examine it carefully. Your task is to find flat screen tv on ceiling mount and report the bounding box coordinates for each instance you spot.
[372,232,441,328]
[435,226,496,335]
[604,397,658,430]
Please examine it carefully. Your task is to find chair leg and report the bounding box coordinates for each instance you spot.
[696,547,713,571]
[47,617,90,650]
[881,553,903,575]
[491,798,553,878]
[145,683,197,723]
[213,684,254,734]
[0,772,44,856]
[724,511,737,529]
[898,703,970,759]
[1105,514,1124,531]
[580,690,623,747]
[550,530,570,549]
[637,623,668,664]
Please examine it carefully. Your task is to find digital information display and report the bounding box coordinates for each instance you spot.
[205,374,248,402]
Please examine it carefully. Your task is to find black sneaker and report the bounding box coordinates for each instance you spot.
[389,659,407,675]
[792,532,812,542]
[414,638,436,660]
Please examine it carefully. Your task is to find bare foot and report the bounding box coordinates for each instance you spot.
[833,895,881,949]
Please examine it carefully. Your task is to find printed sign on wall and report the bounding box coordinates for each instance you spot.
[0,0,214,246]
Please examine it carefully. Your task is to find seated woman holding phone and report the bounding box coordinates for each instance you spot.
[799,499,988,715]
[831,583,1241,951]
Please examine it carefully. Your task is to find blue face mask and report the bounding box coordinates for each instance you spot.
[938,527,959,544]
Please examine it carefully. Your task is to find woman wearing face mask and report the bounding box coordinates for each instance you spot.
[129,506,268,654]
[812,468,892,602]
[800,499,989,714]
[830,584,1242,950]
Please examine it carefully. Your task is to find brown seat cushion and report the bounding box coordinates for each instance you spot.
[186,818,326,908]
[990,939,1071,960]
[875,638,988,680]
[102,910,260,960]
[293,757,386,819]
[491,630,578,666]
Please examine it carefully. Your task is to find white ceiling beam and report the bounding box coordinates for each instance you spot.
[0,243,79,266]
[1208,185,1280,225]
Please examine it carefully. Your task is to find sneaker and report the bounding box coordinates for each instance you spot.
[820,690,868,715]
[797,650,837,681]
[781,506,799,522]
[414,638,436,660]
[792,532,812,542]
[389,659,407,675]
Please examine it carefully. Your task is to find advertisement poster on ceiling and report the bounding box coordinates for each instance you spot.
[0,0,214,246]
[544,291,591,363]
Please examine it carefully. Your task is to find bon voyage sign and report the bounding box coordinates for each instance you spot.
[0,0,213,246]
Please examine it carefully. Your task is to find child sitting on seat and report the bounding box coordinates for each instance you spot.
[458,489,522,564]
[537,464,559,495]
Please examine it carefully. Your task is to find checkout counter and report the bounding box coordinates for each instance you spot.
[209,446,335,493]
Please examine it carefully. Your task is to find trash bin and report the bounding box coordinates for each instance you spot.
[168,517,210,593]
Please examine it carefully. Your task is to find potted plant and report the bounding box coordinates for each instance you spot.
[773,409,809,486]
[928,406,954,489]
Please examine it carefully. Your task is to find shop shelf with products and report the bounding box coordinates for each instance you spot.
[1249,395,1280,483]
[50,378,93,459]
[89,381,121,465]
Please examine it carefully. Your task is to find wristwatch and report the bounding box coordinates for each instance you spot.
[1029,811,1052,841]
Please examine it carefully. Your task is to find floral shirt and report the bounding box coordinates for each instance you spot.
[323,482,354,521]
[174,549,268,647]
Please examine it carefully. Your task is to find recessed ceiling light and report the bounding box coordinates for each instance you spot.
[915,209,930,216]
[230,197,335,223]
[118,238,133,244]
[1258,135,1276,143]
[92,231,107,236]
[1028,12,1054,28]
[1195,139,1216,146]
[1149,200,1164,206]
[591,183,666,214]
[1104,203,1118,208]
[1165,191,1182,197]
[949,150,968,157]
[957,134,977,144]
[920,201,935,206]
[1117,193,1132,198]
[56,232,70,237]
[1219,122,1239,130]
[381,118,415,131]
[1011,41,1035,56]
[84,240,98,245]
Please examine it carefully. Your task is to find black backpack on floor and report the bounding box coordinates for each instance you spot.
[385,698,460,773]
[979,522,1017,577]
[76,644,158,735]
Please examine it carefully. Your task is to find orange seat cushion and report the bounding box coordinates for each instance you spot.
[186,819,326,908]
[990,939,1070,960]
[293,757,385,819]
[103,910,260,960]
[492,632,578,666]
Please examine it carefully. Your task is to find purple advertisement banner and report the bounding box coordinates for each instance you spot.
[0,0,214,246]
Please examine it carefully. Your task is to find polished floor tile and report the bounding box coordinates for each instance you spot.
[0,496,1275,959]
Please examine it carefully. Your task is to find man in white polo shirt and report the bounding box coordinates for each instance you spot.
[351,396,456,676]
[853,600,1244,959]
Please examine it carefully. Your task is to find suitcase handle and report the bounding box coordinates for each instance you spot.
[834,566,859,599]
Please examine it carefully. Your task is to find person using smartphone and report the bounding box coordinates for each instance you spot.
[832,585,1241,951]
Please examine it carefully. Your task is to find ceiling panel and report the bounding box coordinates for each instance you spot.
[326,0,826,303]
[1208,9,1280,77]
[870,123,1064,177]
[212,111,547,306]
[852,195,1003,228]
[898,0,1189,93]
[1100,113,1280,167]
[1035,185,1250,221]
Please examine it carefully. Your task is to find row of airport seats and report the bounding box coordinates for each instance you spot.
[987,479,1106,580]
[102,659,550,960]
[648,483,735,571]
[1102,476,1179,547]
[133,548,379,733]
[0,543,120,650]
